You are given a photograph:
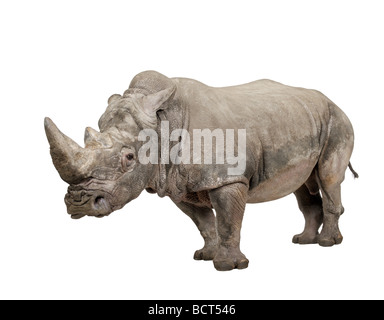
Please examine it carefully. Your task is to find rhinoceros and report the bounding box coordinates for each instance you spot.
[44,70,357,271]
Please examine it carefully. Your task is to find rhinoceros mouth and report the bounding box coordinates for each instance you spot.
[66,195,92,207]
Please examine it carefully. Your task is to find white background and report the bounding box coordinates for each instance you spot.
[0,0,383,300]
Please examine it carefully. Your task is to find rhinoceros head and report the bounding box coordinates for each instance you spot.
[44,85,175,219]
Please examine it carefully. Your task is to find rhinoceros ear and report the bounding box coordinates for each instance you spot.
[108,94,121,105]
[141,85,176,116]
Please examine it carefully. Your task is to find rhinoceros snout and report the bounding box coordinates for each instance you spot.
[64,190,112,219]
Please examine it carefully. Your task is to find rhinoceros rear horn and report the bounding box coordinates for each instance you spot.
[44,117,90,184]
[84,127,113,148]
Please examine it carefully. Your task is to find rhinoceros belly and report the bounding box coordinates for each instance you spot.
[247,156,318,203]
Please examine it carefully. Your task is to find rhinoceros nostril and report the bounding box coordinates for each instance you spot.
[94,196,104,205]
[93,195,109,212]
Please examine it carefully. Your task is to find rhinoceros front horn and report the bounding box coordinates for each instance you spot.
[44,117,91,184]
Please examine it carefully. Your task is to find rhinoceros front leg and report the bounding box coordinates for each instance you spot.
[209,183,249,271]
[174,201,218,260]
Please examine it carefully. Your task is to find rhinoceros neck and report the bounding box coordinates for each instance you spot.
[123,73,190,201]
[148,94,190,201]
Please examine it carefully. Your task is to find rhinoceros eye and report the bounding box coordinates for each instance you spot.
[121,150,135,172]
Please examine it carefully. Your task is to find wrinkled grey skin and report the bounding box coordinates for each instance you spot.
[45,71,357,271]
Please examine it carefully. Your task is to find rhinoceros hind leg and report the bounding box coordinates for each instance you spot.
[317,183,344,247]
[292,183,323,244]
[209,183,249,271]
[174,201,218,260]
[316,154,349,246]
[315,104,354,246]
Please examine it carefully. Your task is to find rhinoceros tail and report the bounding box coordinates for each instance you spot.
[348,162,359,179]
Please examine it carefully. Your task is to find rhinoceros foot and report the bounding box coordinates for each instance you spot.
[292,232,319,244]
[194,244,218,261]
[318,214,343,247]
[318,233,343,247]
[213,246,249,271]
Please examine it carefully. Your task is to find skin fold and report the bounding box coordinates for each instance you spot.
[45,70,356,271]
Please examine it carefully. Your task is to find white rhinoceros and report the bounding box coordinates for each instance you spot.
[45,71,357,271]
